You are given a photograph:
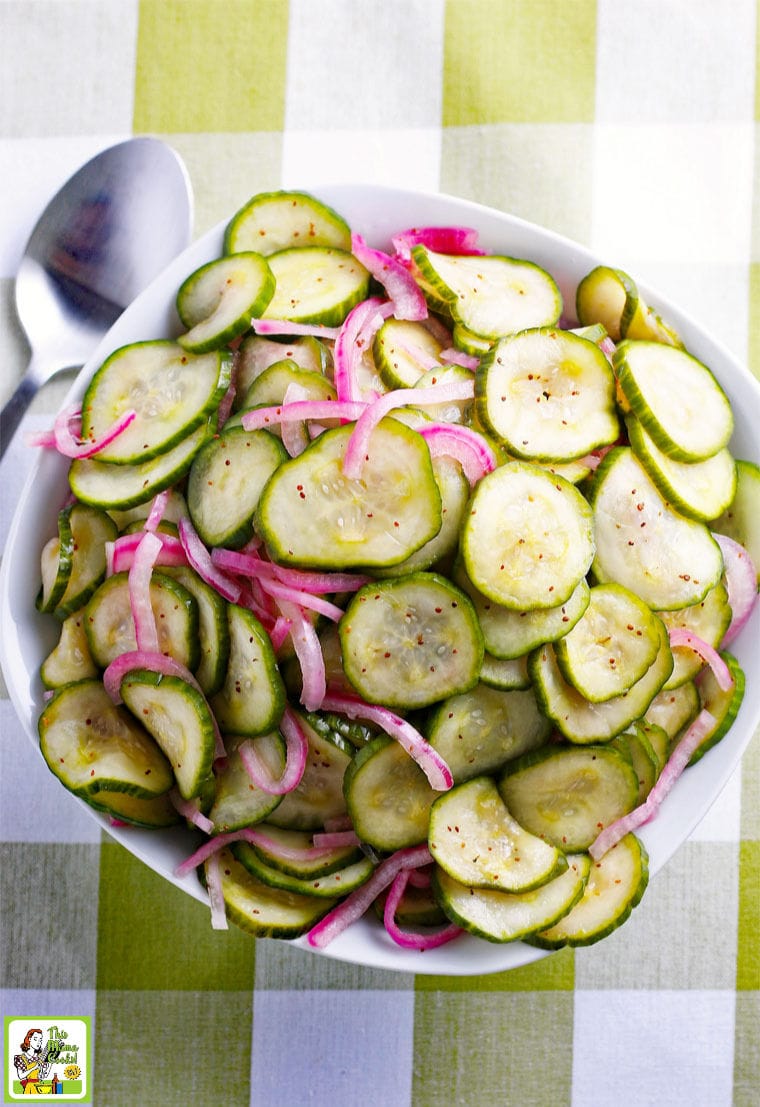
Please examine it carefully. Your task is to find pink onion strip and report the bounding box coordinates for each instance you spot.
[268,615,293,652]
[351,233,428,321]
[205,850,228,929]
[419,423,497,486]
[312,829,361,849]
[169,788,214,834]
[110,531,188,574]
[178,515,242,603]
[145,490,171,533]
[51,403,137,459]
[589,708,718,860]
[241,398,365,432]
[272,564,370,594]
[333,297,394,403]
[258,576,345,623]
[391,225,482,260]
[667,628,734,692]
[307,844,434,949]
[128,531,163,652]
[239,705,309,794]
[320,690,453,791]
[342,379,475,480]
[383,870,463,950]
[251,318,341,340]
[439,347,480,370]
[712,532,758,646]
[216,381,237,429]
[278,600,326,711]
[244,828,338,862]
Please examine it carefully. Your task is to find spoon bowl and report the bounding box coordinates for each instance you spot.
[1,137,193,458]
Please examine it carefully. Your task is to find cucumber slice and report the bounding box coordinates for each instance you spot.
[206,847,337,939]
[343,735,436,851]
[414,363,475,424]
[373,317,443,389]
[575,265,637,341]
[644,680,701,745]
[475,328,619,462]
[710,459,760,584]
[241,824,361,878]
[176,252,275,353]
[233,334,329,403]
[411,246,561,339]
[38,678,174,798]
[612,724,660,804]
[54,503,118,619]
[339,572,483,710]
[589,447,724,610]
[461,461,595,610]
[454,560,590,660]
[614,340,733,462]
[40,609,98,688]
[627,414,736,522]
[224,190,352,257]
[375,880,448,929]
[84,571,199,670]
[186,425,287,549]
[530,618,673,744]
[657,580,731,689]
[85,788,181,828]
[687,651,745,765]
[255,418,442,570]
[432,853,590,944]
[428,776,566,892]
[528,833,648,948]
[208,733,285,833]
[452,323,493,357]
[498,744,640,852]
[119,669,216,800]
[553,583,661,703]
[479,652,531,690]
[69,418,213,510]
[36,515,74,615]
[425,683,551,783]
[232,840,374,897]
[303,709,374,752]
[263,246,370,327]
[81,341,230,464]
[210,604,285,737]
[234,359,336,423]
[267,713,351,832]
[160,565,230,698]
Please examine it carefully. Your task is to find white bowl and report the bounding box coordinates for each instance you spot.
[2,184,759,975]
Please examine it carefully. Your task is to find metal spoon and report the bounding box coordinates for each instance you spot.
[0,137,193,459]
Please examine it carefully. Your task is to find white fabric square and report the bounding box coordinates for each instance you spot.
[595,0,756,123]
[282,127,442,193]
[572,989,736,1107]
[285,0,445,131]
[249,989,414,1107]
[591,123,753,267]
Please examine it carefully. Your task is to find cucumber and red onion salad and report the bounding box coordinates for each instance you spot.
[31,189,758,955]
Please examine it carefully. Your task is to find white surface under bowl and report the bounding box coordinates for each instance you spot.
[2,184,758,975]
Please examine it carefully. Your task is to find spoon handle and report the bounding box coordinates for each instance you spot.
[0,374,41,462]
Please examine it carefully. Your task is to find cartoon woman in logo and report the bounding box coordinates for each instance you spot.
[13,1029,52,1094]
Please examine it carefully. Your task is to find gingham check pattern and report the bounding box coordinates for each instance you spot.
[1,3,758,1105]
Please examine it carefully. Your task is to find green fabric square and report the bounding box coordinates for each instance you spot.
[737,840,760,990]
[415,947,573,992]
[412,991,573,1106]
[94,990,253,1106]
[134,0,289,134]
[96,841,255,991]
[733,992,760,1107]
[443,0,596,125]
[1,842,100,990]
[254,937,415,991]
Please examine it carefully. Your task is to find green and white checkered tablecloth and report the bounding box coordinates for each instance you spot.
[1,3,758,1105]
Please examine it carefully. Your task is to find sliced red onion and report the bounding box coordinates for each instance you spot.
[281,382,311,457]
[439,347,480,370]
[320,691,453,791]
[342,379,475,480]
[589,707,717,860]
[392,339,442,373]
[178,515,242,603]
[24,427,57,449]
[239,705,309,794]
[169,788,214,834]
[175,832,239,877]
[216,380,237,429]
[278,600,326,710]
[272,564,370,594]
[110,531,188,574]
[419,423,497,486]
[667,628,735,692]
[383,869,463,950]
[205,849,229,929]
[312,829,361,849]
[712,532,758,646]
[105,540,115,578]
[241,398,365,432]
[128,531,163,652]
[391,225,483,261]
[598,335,617,361]
[251,318,341,340]
[333,297,395,403]
[144,490,171,533]
[351,233,428,321]
[268,614,293,652]
[258,576,344,623]
[244,828,336,862]
[307,843,433,948]
[324,814,355,832]
[51,403,137,459]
